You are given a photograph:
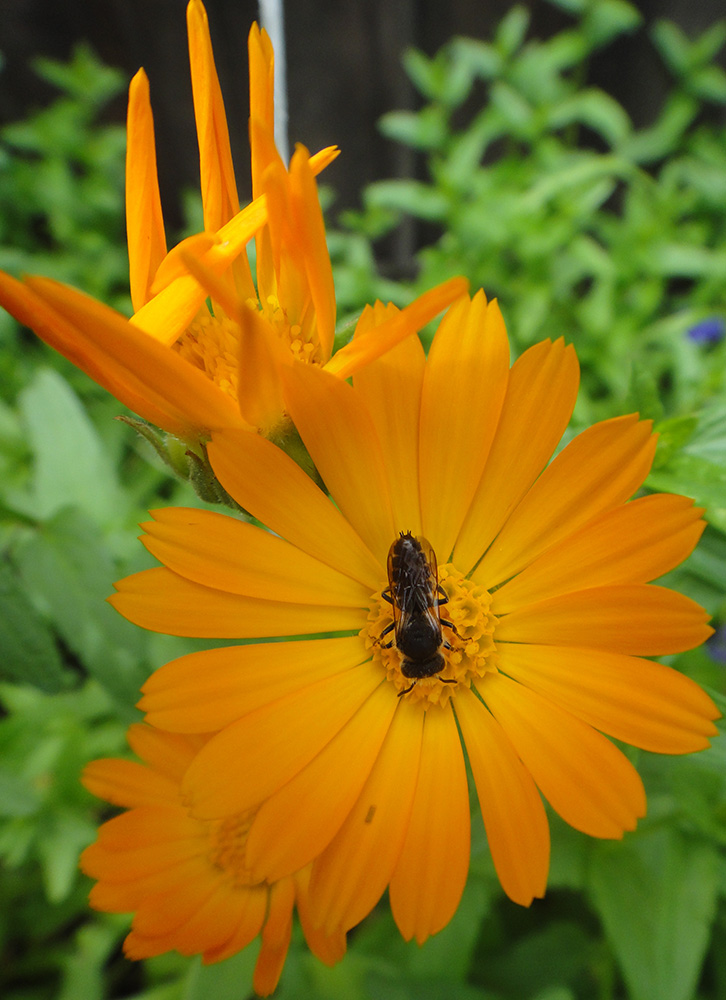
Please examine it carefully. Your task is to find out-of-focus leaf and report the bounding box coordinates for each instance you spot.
[582,0,642,49]
[365,179,450,222]
[589,827,719,1000]
[0,770,42,817]
[0,560,68,692]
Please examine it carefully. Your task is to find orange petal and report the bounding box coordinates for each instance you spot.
[309,698,424,934]
[82,837,201,884]
[474,414,657,589]
[0,272,242,438]
[139,636,369,733]
[254,879,295,997]
[182,658,384,818]
[132,866,224,938]
[110,566,365,638]
[208,428,383,590]
[454,338,580,575]
[282,361,396,563]
[420,293,510,561]
[492,493,706,613]
[497,642,719,753]
[126,69,167,312]
[141,507,371,607]
[389,705,470,943]
[82,759,177,809]
[353,304,426,534]
[246,681,398,881]
[325,277,470,380]
[91,806,198,851]
[200,885,268,964]
[495,584,713,654]
[130,196,267,346]
[88,854,206,914]
[294,867,347,966]
[453,685,549,905]
[481,673,646,838]
[248,22,279,195]
[125,724,204,780]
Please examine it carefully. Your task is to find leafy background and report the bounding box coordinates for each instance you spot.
[1,1,725,998]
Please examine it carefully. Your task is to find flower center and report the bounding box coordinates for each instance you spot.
[364,562,498,706]
[175,313,242,403]
[258,292,324,365]
[207,810,257,887]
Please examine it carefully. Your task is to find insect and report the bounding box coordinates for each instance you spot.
[380,532,458,696]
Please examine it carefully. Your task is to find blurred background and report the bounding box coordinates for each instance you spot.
[1,2,726,999]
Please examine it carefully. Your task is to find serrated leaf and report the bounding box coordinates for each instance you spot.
[0,560,68,692]
[589,828,719,1000]
[16,367,124,526]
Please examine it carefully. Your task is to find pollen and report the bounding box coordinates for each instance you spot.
[364,562,499,707]
[175,313,242,403]
[207,810,257,887]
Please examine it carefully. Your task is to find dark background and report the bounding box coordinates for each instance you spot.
[1,0,723,229]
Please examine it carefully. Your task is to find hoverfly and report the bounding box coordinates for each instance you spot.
[380,532,458,696]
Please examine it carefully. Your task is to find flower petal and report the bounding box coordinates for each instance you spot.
[110,567,365,638]
[182,658,384,818]
[492,493,706,613]
[141,508,371,607]
[420,293,510,561]
[200,886,268,963]
[125,725,205,780]
[82,759,178,809]
[454,338,579,575]
[353,304,426,534]
[309,698,424,934]
[246,680,398,881]
[497,642,719,753]
[282,362,396,563]
[139,636,369,733]
[389,704,470,944]
[481,672,646,838]
[254,879,295,997]
[495,584,713,654]
[454,685,549,905]
[474,415,656,589]
[126,69,167,312]
[0,273,242,438]
[208,428,383,590]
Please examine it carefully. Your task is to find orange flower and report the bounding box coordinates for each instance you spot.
[81,723,345,996]
[109,291,719,944]
[0,0,466,445]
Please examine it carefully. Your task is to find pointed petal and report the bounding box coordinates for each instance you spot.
[497,642,719,753]
[325,277,469,380]
[454,685,549,905]
[248,22,280,195]
[309,699,424,934]
[481,672,647,838]
[187,0,239,230]
[141,507,371,607]
[182,659,384,818]
[208,428,383,590]
[492,493,706,613]
[0,272,242,437]
[496,584,713,654]
[353,304,426,534]
[254,879,295,997]
[475,415,657,589]
[246,681,398,881]
[389,705,470,943]
[454,338,580,574]
[131,196,267,345]
[139,636,369,733]
[126,69,167,311]
[420,293,510,560]
[110,566,365,638]
[282,362,396,563]
[294,868,347,966]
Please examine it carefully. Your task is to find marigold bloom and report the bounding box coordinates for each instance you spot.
[81,724,345,995]
[111,292,718,944]
[0,0,465,445]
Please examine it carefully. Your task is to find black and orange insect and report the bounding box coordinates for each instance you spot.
[380,531,458,696]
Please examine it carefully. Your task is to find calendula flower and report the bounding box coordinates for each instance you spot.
[110,292,718,945]
[0,0,466,454]
[81,723,345,996]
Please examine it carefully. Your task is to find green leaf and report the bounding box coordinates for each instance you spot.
[547,89,632,147]
[494,5,530,58]
[16,368,124,526]
[0,560,68,692]
[0,769,42,817]
[12,506,149,706]
[365,179,450,222]
[652,21,693,75]
[582,0,642,50]
[589,827,719,1000]
[379,107,448,151]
